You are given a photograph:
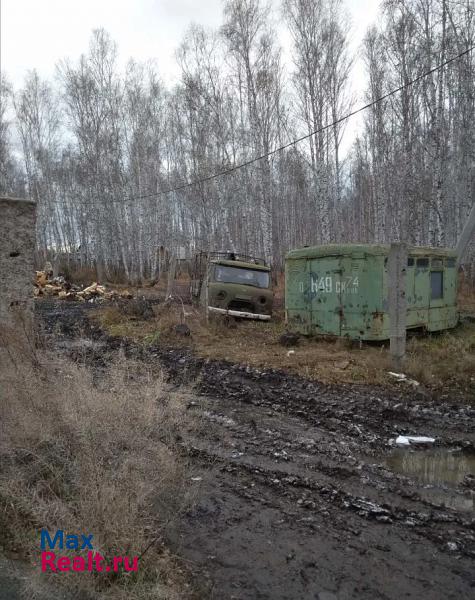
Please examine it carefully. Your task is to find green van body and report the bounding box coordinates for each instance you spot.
[285,244,458,341]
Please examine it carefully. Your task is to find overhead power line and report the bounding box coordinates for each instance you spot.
[57,43,475,207]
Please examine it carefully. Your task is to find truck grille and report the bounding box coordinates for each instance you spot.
[228,300,255,313]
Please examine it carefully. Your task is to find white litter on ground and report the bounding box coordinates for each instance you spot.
[388,371,420,387]
[388,372,420,386]
[388,372,406,380]
[395,435,436,447]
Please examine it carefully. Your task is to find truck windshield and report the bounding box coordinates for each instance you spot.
[214,265,270,288]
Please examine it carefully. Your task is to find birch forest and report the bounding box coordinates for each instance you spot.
[0,0,474,282]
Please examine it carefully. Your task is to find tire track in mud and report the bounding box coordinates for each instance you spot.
[36,300,475,600]
[178,402,475,557]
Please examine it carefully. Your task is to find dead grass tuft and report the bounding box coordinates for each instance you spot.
[405,325,475,392]
[99,306,124,327]
[458,278,475,314]
[0,325,195,599]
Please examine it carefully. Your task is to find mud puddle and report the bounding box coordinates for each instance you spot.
[385,447,475,511]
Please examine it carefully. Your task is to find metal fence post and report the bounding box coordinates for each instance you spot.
[388,243,407,370]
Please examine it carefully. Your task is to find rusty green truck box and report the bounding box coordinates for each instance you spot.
[285,244,458,341]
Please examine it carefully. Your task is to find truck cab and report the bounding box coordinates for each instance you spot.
[191,252,273,320]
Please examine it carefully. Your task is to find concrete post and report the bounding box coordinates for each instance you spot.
[455,202,475,266]
[388,243,407,369]
[204,264,210,323]
[166,255,177,299]
[0,197,37,336]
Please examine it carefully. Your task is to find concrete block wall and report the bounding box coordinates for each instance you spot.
[0,197,37,333]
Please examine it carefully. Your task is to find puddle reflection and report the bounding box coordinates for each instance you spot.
[385,448,475,512]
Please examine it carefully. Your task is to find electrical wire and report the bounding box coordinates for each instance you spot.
[51,43,475,207]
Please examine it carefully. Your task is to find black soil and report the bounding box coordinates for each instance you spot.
[36,300,475,600]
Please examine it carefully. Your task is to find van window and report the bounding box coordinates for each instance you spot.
[446,258,456,268]
[416,258,429,268]
[214,265,270,288]
[407,257,414,266]
[430,271,443,300]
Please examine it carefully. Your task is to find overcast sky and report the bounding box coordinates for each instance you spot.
[1,0,381,151]
[2,0,379,85]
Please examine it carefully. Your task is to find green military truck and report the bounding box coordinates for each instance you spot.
[191,252,273,320]
[285,244,458,340]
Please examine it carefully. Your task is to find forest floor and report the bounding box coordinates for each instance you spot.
[28,297,475,599]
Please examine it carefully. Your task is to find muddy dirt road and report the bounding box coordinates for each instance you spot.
[37,301,475,600]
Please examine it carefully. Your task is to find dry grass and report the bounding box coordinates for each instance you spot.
[0,326,196,599]
[93,303,392,384]
[100,305,127,328]
[62,264,98,286]
[92,296,475,398]
[458,279,475,314]
[406,325,475,392]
